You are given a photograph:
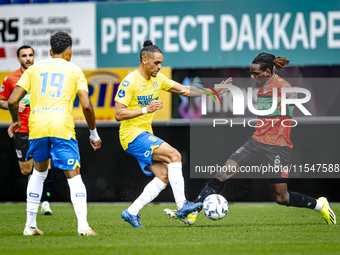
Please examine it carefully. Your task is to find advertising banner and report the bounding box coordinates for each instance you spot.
[0,3,96,71]
[0,67,172,123]
[97,0,340,68]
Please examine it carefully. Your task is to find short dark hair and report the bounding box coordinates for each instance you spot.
[50,32,72,54]
[17,45,34,57]
[140,39,162,62]
[252,52,290,72]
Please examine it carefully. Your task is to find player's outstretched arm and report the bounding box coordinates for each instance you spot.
[78,90,102,151]
[0,99,26,112]
[115,100,163,121]
[7,86,27,137]
[168,78,232,97]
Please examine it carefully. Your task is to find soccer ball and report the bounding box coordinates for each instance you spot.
[203,194,228,220]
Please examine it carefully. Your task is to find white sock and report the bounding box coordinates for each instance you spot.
[26,169,48,227]
[67,175,88,227]
[168,162,186,210]
[314,199,323,212]
[128,177,167,215]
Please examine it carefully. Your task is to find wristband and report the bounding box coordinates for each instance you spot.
[89,128,100,142]
[142,107,148,114]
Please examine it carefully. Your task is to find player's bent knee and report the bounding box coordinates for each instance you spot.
[160,176,169,185]
[274,194,289,205]
[20,167,32,175]
[169,148,181,163]
[215,172,229,182]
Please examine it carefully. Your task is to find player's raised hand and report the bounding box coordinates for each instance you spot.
[18,101,25,113]
[7,120,21,138]
[215,77,233,95]
[90,139,102,151]
[221,77,233,85]
[147,100,163,113]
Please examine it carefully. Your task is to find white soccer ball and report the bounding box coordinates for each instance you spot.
[203,194,229,220]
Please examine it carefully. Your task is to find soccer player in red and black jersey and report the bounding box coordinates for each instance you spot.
[0,45,53,215]
[165,53,336,225]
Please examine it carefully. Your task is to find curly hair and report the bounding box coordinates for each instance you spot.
[50,32,72,54]
[252,53,290,72]
[140,39,162,62]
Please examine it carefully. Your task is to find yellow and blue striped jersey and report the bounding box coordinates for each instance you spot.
[17,58,88,140]
[115,70,174,150]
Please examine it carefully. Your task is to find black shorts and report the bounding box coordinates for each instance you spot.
[229,137,291,183]
[14,133,32,162]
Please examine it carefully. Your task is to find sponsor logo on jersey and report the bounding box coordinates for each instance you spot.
[144,150,150,157]
[148,136,157,142]
[122,80,130,87]
[263,85,269,94]
[76,193,85,197]
[274,155,280,165]
[137,94,159,106]
[16,149,22,159]
[236,147,244,153]
[67,159,75,165]
[118,89,125,98]
[29,192,39,198]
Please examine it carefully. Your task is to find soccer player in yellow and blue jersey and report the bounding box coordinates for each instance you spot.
[7,32,102,236]
[115,40,227,227]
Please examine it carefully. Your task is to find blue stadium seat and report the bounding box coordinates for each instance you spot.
[72,0,88,2]
[51,0,68,2]
[32,0,49,3]
[12,0,30,3]
[91,0,107,2]
[0,0,10,4]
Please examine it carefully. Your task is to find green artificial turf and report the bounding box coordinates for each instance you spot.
[0,203,339,255]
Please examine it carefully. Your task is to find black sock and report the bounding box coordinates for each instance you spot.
[287,191,316,209]
[194,178,225,203]
[41,169,53,202]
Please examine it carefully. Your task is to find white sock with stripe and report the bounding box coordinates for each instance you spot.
[67,175,88,227]
[128,177,167,215]
[26,169,48,228]
[168,162,186,210]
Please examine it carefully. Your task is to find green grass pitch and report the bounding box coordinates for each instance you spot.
[0,203,339,255]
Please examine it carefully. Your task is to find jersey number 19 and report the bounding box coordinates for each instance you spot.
[40,72,65,98]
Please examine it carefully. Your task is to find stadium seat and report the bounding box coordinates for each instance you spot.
[51,0,68,2]
[72,0,88,2]
[32,0,49,3]
[12,0,30,3]
[0,0,10,4]
[91,0,107,2]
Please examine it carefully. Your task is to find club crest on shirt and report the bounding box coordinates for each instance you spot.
[118,89,125,98]
[263,85,269,94]
[152,81,158,90]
